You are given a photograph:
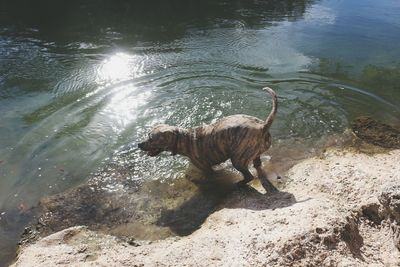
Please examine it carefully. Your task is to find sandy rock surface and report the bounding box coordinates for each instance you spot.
[11,148,400,267]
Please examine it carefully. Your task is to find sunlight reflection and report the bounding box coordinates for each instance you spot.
[96,52,136,84]
[104,85,151,133]
[93,52,150,133]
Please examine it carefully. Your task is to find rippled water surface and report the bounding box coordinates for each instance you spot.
[1,0,400,264]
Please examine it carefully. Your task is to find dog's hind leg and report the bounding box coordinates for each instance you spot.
[253,156,262,170]
[232,159,254,187]
[253,156,277,192]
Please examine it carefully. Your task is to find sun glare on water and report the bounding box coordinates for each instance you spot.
[93,52,151,132]
[96,52,137,84]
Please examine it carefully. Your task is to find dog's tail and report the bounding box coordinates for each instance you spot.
[263,87,277,131]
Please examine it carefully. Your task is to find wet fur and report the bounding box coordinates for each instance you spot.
[138,87,278,187]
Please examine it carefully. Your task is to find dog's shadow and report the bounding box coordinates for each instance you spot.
[156,168,296,236]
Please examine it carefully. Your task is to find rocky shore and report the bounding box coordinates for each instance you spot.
[10,117,400,266]
[10,146,400,266]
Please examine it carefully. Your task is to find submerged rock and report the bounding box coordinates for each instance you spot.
[19,164,248,247]
[351,116,400,148]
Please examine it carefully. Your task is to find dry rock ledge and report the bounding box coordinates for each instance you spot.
[12,148,400,267]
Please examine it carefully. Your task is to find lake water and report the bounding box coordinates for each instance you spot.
[1,0,400,265]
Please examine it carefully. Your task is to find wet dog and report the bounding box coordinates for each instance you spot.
[138,87,277,187]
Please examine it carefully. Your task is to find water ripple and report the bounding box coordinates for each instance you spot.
[1,48,399,217]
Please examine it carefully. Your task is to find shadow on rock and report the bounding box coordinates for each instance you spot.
[156,178,234,236]
[157,169,296,236]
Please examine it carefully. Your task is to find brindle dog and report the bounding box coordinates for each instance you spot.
[138,87,278,188]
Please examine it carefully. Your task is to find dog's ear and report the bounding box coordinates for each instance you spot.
[165,128,179,142]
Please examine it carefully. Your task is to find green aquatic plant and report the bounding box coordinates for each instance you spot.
[360,64,400,89]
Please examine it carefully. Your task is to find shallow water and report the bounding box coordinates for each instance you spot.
[1,0,400,265]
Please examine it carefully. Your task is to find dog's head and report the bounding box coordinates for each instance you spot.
[138,124,179,156]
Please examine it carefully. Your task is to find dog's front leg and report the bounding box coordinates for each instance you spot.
[189,159,214,174]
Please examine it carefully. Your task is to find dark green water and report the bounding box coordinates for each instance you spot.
[1,0,400,265]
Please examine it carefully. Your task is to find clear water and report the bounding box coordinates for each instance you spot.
[1,0,400,264]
